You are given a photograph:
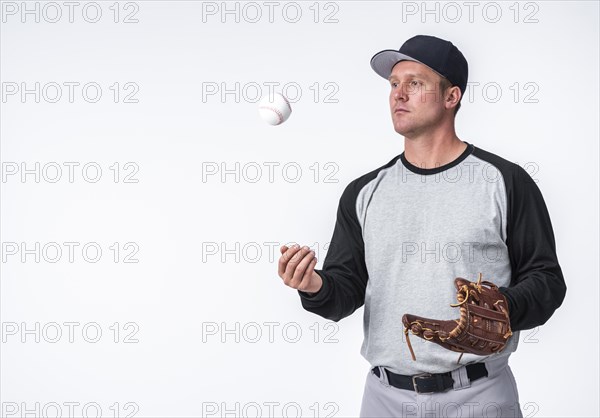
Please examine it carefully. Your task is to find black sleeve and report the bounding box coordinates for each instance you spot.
[297,181,369,322]
[499,164,567,331]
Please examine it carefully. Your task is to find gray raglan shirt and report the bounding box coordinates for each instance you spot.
[298,142,566,375]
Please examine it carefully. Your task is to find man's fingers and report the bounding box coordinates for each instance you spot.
[297,257,318,291]
[278,245,300,277]
[284,246,312,279]
[278,245,318,289]
[288,249,316,286]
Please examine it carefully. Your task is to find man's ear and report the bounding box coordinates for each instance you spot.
[445,86,461,110]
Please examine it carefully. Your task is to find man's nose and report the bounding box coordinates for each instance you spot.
[393,83,410,101]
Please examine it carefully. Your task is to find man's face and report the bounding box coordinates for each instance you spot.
[388,60,449,137]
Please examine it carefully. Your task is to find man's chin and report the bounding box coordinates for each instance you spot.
[393,125,411,136]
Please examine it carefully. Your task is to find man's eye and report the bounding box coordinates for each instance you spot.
[410,80,420,86]
[391,82,398,88]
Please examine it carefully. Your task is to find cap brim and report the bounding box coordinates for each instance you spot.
[370,50,444,80]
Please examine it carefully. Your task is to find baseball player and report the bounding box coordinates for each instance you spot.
[277,35,566,417]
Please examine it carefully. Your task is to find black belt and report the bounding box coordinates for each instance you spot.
[372,363,488,394]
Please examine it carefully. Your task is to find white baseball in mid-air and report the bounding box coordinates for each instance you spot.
[258,93,292,125]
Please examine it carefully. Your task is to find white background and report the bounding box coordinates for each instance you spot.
[1,1,598,417]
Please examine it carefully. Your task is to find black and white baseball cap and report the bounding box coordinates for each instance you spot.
[370,35,469,96]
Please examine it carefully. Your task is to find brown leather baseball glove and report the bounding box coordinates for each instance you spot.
[402,273,513,364]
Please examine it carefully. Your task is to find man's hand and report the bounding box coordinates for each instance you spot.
[278,244,322,295]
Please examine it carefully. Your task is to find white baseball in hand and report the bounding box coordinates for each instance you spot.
[258,93,292,125]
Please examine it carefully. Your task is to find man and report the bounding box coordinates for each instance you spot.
[277,35,566,417]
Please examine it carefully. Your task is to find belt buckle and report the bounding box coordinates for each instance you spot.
[412,372,434,394]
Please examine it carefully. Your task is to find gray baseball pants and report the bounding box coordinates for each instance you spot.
[359,356,523,418]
